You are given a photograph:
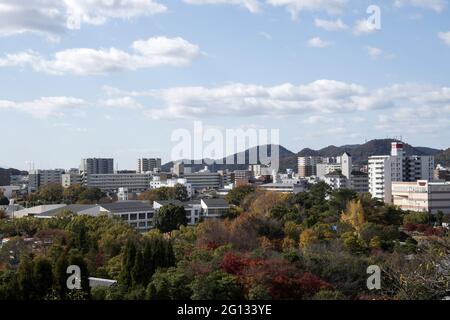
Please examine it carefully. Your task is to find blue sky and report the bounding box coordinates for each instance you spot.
[1,0,450,170]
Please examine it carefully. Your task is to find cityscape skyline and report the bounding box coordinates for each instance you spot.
[2,136,447,172]
[1,1,450,170]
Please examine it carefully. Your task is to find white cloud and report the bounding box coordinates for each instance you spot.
[393,0,446,12]
[183,0,261,13]
[103,81,450,121]
[438,31,450,46]
[266,0,348,20]
[259,31,273,39]
[314,18,348,31]
[307,37,331,48]
[101,97,144,109]
[0,0,167,37]
[353,19,378,35]
[365,46,383,58]
[0,97,86,118]
[0,37,200,75]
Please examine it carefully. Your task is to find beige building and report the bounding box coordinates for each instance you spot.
[392,180,450,214]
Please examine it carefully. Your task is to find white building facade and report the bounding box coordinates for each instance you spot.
[369,142,435,203]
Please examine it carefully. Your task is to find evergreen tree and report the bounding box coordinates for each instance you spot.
[142,240,155,286]
[32,257,54,299]
[17,254,34,300]
[153,204,188,234]
[54,251,69,299]
[131,250,145,287]
[68,253,90,297]
[120,240,136,287]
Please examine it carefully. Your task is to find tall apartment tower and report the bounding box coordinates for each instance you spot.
[137,158,162,173]
[80,158,114,175]
[298,156,323,177]
[368,142,435,204]
[28,169,65,193]
[341,152,352,179]
[173,162,185,177]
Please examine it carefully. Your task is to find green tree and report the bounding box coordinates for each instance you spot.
[68,253,90,297]
[153,204,188,234]
[67,218,91,253]
[79,187,104,203]
[54,252,69,299]
[190,270,243,300]
[120,240,137,287]
[225,185,256,206]
[17,254,34,300]
[173,183,189,201]
[0,270,20,300]
[63,184,86,204]
[146,267,192,300]
[403,212,430,225]
[32,257,54,299]
[37,183,64,203]
[131,250,145,287]
[329,188,357,217]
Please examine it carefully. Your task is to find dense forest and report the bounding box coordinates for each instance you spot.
[1,182,449,300]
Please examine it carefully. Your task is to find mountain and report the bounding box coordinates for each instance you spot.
[435,148,450,167]
[0,168,26,186]
[162,139,444,173]
[297,139,441,165]
[162,145,296,172]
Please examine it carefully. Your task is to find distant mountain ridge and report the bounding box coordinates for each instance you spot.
[162,139,444,172]
[297,139,442,165]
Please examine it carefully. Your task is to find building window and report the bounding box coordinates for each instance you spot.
[130,214,137,220]
[139,213,146,220]
[121,214,128,221]
[130,222,137,227]
[147,212,153,219]
[139,222,146,227]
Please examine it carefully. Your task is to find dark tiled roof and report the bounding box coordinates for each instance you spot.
[100,201,153,213]
[202,198,230,208]
[154,200,201,207]
[40,204,98,217]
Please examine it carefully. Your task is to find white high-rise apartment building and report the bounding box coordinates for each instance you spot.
[369,155,392,203]
[368,142,435,203]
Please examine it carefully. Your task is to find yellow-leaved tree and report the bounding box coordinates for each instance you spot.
[340,199,365,235]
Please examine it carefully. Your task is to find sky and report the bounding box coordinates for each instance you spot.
[1,0,450,170]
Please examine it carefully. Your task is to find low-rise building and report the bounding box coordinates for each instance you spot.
[100,201,154,231]
[201,198,230,218]
[259,182,306,194]
[13,204,102,219]
[150,177,193,198]
[392,180,450,214]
